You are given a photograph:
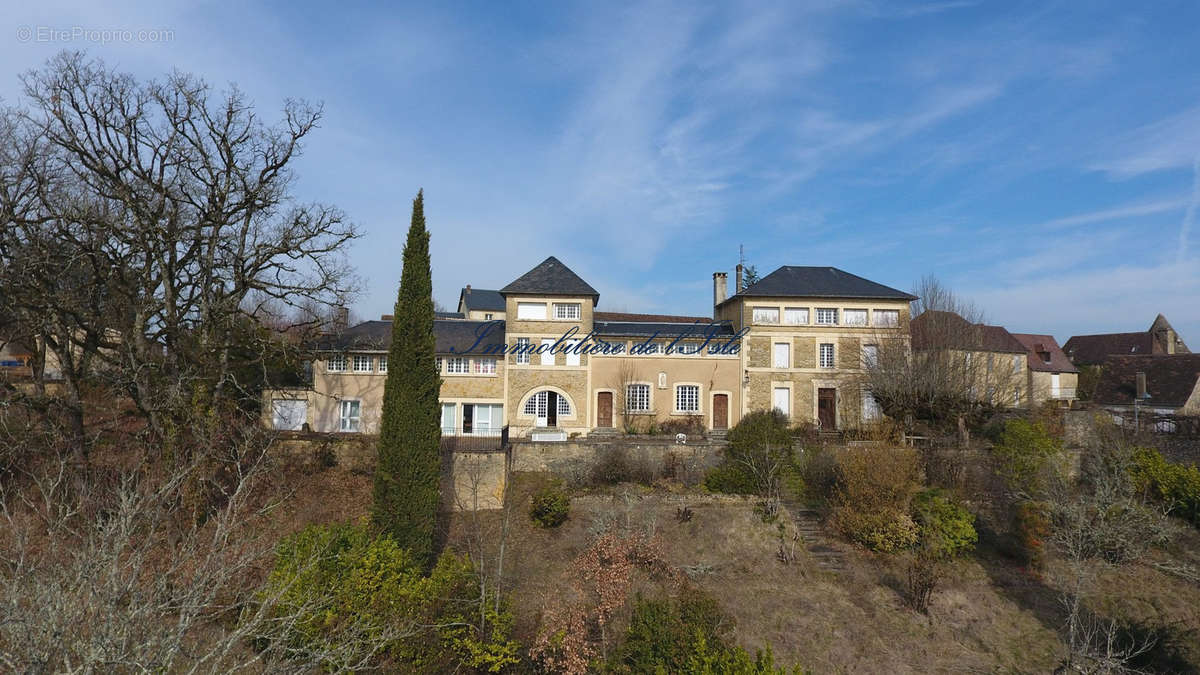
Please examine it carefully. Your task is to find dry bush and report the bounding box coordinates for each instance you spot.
[832,445,922,552]
[0,423,398,673]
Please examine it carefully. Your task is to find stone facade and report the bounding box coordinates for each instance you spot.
[264,259,918,437]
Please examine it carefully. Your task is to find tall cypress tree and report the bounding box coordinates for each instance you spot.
[373,189,442,569]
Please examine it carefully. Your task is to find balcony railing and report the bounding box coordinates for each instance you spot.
[1050,387,1077,400]
[440,425,508,453]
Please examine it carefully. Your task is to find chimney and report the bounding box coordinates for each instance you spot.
[1166,328,1176,355]
[713,272,728,316]
[735,264,744,293]
[331,305,349,333]
[1135,371,1148,399]
[465,284,471,295]
[381,314,394,321]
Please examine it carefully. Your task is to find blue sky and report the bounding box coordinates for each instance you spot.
[3,1,1198,344]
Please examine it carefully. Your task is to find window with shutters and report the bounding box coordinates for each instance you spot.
[752,307,779,324]
[772,342,790,368]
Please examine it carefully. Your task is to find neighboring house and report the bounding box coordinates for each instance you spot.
[1064,314,1190,366]
[911,311,1028,408]
[265,257,915,436]
[0,338,34,378]
[456,286,506,321]
[1010,333,1079,406]
[1093,355,1200,427]
[714,266,915,430]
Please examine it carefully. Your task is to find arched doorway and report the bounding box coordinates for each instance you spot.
[523,390,572,427]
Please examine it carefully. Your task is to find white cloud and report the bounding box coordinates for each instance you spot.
[1093,104,1200,178]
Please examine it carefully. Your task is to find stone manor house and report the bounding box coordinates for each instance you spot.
[266,256,919,439]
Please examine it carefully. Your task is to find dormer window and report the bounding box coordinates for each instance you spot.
[1039,351,1051,364]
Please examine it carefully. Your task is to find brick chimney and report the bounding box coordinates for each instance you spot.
[735,263,744,293]
[713,272,728,317]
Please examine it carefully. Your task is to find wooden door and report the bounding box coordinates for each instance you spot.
[547,392,559,427]
[712,394,728,430]
[597,391,613,428]
[817,388,836,430]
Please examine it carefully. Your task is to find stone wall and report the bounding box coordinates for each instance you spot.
[271,432,729,511]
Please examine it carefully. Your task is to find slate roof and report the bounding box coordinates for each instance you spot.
[1010,333,1078,373]
[457,288,506,312]
[911,311,1026,354]
[1063,314,1190,366]
[314,319,505,355]
[436,311,466,319]
[1063,332,1158,366]
[717,266,915,306]
[593,319,736,338]
[1093,354,1200,408]
[500,256,599,303]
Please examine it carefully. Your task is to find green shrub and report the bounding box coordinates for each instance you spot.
[704,410,794,497]
[1130,448,1200,527]
[991,418,1062,495]
[834,507,919,553]
[530,483,571,528]
[608,589,803,674]
[255,521,520,672]
[912,489,976,558]
[703,462,759,495]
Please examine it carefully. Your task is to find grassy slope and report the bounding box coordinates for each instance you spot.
[264,464,1200,673]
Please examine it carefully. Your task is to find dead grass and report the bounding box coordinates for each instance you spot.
[258,464,1200,673]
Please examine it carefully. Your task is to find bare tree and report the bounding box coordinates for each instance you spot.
[1046,426,1173,673]
[0,52,359,454]
[0,429,410,672]
[864,275,1020,431]
[611,357,645,431]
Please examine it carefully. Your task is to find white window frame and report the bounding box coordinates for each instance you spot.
[862,388,881,421]
[783,308,809,325]
[843,309,868,326]
[626,383,651,413]
[445,357,469,374]
[484,313,494,320]
[816,308,838,325]
[675,384,700,414]
[540,338,555,366]
[752,307,780,324]
[1012,355,1021,374]
[819,343,835,369]
[472,358,497,375]
[553,303,581,320]
[435,356,442,373]
[874,310,899,327]
[773,387,790,417]
[640,342,660,355]
[326,354,347,373]
[1014,387,1021,406]
[515,337,531,365]
[339,399,362,432]
[352,355,373,372]
[516,302,547,320]
[862,344,878,369]
[565,339,581,366]
[772,342,790,369]
[441,403,456,435]
[378,355,387,373]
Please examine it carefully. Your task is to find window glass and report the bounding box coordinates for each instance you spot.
[554,303,581,320]
[843,309,867,326]
[752,307,780,324]
[816,308,838,325]
[783,308,808,325]
[874,310,899,327]
[626,384,650,412]
[819,343,835,368]
[675,385,700,413]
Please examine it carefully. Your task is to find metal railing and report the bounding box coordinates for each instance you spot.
[1050,387,1077,400]
[440,425,508,453]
